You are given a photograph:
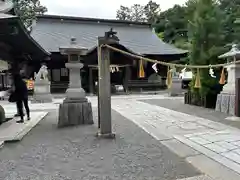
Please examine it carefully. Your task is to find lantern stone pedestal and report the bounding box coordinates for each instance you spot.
[58,38,93,128]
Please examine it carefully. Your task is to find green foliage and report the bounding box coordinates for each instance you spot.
[144,0,161,24]
[116,6,132,21]
[13,0,47,31]
[154,5,188,44]
[157,32,164,39]
[188,0,225,95]
[130,4,145,22]
[116,0,160,23]
[116,0,240,96]
[219,0,240,44]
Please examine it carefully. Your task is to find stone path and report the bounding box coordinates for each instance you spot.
[111,99,240,180]
[141,99,240,129]
[2,94,240,179]
[0,112,48,142]
[0,100,57,145]
[0,108,201,180]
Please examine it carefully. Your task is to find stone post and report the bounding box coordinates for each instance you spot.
[96,29,119,138]
[58,37,93,127]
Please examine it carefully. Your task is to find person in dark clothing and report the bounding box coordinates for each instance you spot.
[13,73,30,123]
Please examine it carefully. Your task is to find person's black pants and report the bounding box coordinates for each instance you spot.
[16,99,30,120]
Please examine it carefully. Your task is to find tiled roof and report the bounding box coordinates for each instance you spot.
[31,15,187,55]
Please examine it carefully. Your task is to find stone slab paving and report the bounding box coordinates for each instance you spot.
[141,98,240,129]
[0,108,201,180]
[111,99,240,179]
[0,112,48,142]
[2,102,59,113]
[1,94,176,116]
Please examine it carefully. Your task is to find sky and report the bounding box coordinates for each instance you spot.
[40,0,188,19]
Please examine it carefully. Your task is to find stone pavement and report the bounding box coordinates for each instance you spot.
[1,94,240,179]
[141,98,239,129]
[111,98,240,180]
[0,108,201,180]
[0,100,57,144]
[0,112,48,142]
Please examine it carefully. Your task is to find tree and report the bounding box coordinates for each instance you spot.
[116,4,145,22]
[116,1,161,23]
[154,5,188,47]
[218,0,240,44]
[116,5,131,21]
[188,0,225,95]
[14,0,47,31]
[144,0,161,24]
[130,4,145,22]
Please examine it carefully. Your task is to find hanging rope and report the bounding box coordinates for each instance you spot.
[166,66,172,88]
[138,58,145,78]
[194,68,201,88]
[219,67,226,85]
[101,44,240,69]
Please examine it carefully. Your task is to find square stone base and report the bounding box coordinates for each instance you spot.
[58,99,94,128]
[215,93,235,115]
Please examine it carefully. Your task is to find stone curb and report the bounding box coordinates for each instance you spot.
[10,112,49,142]
[0,112,49,143]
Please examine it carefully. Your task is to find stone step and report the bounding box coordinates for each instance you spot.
[0,112,48,142]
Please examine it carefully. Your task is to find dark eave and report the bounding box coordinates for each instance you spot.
[0,14,50,60]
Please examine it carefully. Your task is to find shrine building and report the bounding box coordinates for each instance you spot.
[0,0,187,94]
[30,15,187,94]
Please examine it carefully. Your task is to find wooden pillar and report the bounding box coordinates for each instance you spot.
[88,67,94,95]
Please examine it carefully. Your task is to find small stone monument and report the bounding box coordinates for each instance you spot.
[215,44,240,115]
[32,64,53,103]
[58,37,93,127]
[169,69,182,96]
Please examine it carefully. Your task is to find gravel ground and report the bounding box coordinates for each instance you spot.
[0,108,200,180]
[141,99,240,129]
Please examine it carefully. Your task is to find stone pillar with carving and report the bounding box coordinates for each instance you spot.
[58,37,93,127]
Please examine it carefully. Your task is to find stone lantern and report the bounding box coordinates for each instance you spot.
[216,44,240,115]
[58,37,93,127]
